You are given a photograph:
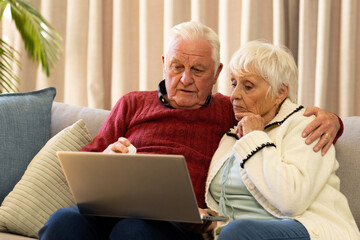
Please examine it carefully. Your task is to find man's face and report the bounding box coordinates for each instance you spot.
[162,38,222,109]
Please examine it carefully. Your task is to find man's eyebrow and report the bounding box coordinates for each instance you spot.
[170,58,207,69]
[192,62,207,69]
[171,58,181,63]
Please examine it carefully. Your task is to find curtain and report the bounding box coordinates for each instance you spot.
[1,0,359,116]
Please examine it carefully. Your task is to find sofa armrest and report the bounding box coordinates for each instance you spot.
[335,116,360,229]
[51,102,110,138]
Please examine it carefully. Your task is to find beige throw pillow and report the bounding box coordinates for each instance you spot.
[0,119,92,238]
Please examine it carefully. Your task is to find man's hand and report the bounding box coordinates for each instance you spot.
[103,137,132,154]
[181,208,217,235]
[302,107,340,156]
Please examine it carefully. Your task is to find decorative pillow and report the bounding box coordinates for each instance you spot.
[0,87,56,203]
[0,119,92,238]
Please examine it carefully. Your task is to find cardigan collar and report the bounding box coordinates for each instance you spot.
[264,99,303,130]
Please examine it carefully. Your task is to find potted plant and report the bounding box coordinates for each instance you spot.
[0,0,61,93]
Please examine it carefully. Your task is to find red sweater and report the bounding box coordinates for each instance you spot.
[82,90,237,208]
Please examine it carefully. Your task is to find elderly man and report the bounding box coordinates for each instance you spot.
[39,21,341,240]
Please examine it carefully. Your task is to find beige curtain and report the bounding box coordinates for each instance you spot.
[1,0,359,116]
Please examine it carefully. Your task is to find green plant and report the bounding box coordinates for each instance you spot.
[0,0,61,93]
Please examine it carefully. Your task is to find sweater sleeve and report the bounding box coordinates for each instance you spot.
[81,95,130,152]
[333,114,343,144]
[233,115,337,217]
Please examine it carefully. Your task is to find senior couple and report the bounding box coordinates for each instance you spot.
[39,21,360,239]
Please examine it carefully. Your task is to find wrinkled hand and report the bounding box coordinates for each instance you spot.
[235,113,265,138]
[103,137,131,154]
[302,107,340,156]
[181,208,217,235]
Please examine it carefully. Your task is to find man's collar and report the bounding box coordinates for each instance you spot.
[157,80,212,109]
[158,80,174,108]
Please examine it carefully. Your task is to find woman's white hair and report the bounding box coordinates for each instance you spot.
[229,40,298,103]
[164,21,221,70]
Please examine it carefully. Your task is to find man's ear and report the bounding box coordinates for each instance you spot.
[276,84,289,104]
[213,63,223,84]
[162,55,166,74]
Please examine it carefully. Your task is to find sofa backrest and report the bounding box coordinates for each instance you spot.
[51,102,110,138]
[335,116,360,229]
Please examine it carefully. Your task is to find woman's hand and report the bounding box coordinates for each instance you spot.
[235,113,265,138]
[181,208,217,235]
[103,137,132,154]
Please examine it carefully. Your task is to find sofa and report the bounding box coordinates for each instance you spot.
[0,89,359,239]
[0,89,111,240]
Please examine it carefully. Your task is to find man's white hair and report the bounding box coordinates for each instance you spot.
[164,21,221,70]
[229,40,298,103]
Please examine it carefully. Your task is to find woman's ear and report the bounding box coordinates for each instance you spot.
[276,84,289,104]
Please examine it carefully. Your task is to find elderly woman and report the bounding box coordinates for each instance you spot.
[204,41,360,240]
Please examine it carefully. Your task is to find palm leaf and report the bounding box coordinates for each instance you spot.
[0,0,62,93]
[6,0,62,76]
[0,39,20,93]
[0,1,7,18]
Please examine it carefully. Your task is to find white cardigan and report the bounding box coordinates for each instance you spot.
[205,99,360,240]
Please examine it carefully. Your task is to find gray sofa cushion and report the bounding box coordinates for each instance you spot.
[335,116,360,228]
[51,102,110,138]
[0,232,35,240]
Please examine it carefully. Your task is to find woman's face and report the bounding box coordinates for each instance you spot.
[230,69,281,124]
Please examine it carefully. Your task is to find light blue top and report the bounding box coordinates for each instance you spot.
[209,155,278,221]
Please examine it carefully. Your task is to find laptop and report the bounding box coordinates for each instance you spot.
[57,151,228,223]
